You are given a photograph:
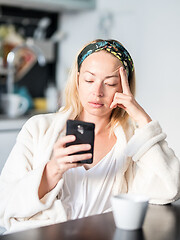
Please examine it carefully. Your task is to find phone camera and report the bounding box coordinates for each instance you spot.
[77,125,84,134]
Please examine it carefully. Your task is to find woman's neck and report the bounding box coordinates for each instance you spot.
[77,111,111,135]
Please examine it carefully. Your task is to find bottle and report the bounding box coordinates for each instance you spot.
[45,82,58,112]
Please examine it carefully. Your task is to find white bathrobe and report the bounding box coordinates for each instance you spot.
[0,108,180,233]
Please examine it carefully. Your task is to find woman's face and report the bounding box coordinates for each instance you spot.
[78,50,122,119]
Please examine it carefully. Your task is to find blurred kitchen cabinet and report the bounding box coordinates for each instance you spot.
[0,5,59,99]
[0,0,96,12]
[0,117,27,173]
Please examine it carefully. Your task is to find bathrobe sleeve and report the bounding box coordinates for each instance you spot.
[125,120,180,204]
[0,114,67,232]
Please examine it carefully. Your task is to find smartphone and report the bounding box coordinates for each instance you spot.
[66,119,95,164]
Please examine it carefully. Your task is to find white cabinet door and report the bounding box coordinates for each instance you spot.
[0,130,19,173]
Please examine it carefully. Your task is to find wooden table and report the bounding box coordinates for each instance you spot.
[1,199,180,240]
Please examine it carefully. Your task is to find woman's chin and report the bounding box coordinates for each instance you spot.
[84,106,112,118]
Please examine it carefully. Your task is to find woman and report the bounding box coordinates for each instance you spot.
[0,39,180,233]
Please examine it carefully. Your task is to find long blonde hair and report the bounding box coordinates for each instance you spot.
[62,39,136,130]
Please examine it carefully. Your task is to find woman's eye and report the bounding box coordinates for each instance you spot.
[105,83,117,87]
[85,80,93,83]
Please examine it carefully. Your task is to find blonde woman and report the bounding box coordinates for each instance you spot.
[0,39,180,234]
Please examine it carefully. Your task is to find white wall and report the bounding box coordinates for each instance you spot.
[57,0,180,158]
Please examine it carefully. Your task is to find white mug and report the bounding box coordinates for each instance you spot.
[1,93,29,118]
[113,228,144,240]
[111,193,149,230]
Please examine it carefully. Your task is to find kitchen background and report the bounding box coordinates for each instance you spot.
[0,0,180,172]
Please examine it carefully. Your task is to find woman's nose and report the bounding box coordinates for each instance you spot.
[92,82,104,97]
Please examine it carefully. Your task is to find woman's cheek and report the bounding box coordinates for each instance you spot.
[107,94,115,107]
[109,88,119,105]
[111,89,117,98]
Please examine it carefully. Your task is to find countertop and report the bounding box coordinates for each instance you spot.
[1,200,180,240]
[0,110,47,130]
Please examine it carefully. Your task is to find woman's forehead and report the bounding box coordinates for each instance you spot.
[80,51,123,72]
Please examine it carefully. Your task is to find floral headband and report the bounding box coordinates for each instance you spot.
[77,40,134,81]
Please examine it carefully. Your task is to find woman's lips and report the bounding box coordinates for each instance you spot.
[88,102,104,108]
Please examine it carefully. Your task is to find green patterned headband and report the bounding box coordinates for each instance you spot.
[77,40,134,81]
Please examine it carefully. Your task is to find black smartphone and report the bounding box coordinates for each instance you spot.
[66,119,95,164]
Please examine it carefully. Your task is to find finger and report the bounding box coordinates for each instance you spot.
[110,102,125,110]
[110,101,126,110]
[110,95,134,110]
[119,67,131,95]
[65,152,92,163]
[111,96,131,108]
[110,93,130,109]
[64,144,91,156]
[54,143,91,160]
[55,135,76,148]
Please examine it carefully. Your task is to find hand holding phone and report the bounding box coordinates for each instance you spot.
[66,120,95,164]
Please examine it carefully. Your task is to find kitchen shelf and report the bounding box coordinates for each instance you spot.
[0,0,96,12]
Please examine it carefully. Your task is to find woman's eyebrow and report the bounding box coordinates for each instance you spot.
[83,71,95,76]
[84,71,119,79]
[104,74,119,79]
[104,68,120,79]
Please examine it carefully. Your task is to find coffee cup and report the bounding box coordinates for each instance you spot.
[1,93,29,118]
[113,228,145,240]
[111,193,149,230]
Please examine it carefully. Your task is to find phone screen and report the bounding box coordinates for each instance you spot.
[66,120,95,164]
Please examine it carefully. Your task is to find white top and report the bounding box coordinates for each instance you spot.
[60,127,123,219]
[62,144,116,219]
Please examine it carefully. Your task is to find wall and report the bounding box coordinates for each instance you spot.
[57,0,180,157]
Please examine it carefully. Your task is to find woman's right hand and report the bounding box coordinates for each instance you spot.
[38,135,91,199]
[50,135,91,177]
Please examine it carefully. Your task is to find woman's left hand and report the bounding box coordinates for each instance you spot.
[110,67,152,128]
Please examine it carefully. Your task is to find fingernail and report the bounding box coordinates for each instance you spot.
[71,135,76,140]
[86,144,91,150]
